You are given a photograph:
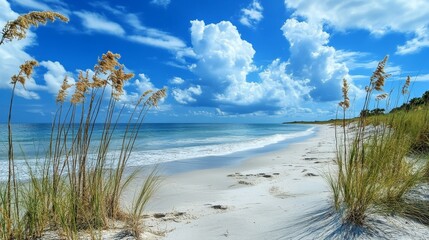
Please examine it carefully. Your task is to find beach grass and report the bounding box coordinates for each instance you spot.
[329,56,429,227]
[1,11,166,239]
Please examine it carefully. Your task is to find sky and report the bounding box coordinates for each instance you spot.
[1,0,429,123]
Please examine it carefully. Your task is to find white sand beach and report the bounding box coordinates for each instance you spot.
[122,125,336,239]
[121,124,429,240]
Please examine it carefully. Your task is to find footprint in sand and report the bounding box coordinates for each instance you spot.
[269,186,293,199]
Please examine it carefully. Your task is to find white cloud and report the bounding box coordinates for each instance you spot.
[151,0,171,7]
[124,14,192,57]
[79,8,192,57]
[74,11,125,36]
[89,2,123,15]
[409,73,429,82]
[40,60,75,95]
[396,26,429,55]
[188,110,213,117]
[172,85,202,104]
[14,0,50,10]
[182,19,364,115]
[281,18,356,101]
[190,20,256,85]
[258,59,312,106]
[188,20,314,114]
[124,13,144,31]
[128,34,186,51]
[13,0,71,16]
[119,73,169,111]
[169,77,185,85]
[14,88,40,99]
[134,73,155,94]
[285,0,429,34]
[215,108,227,116]
[0,0,42,99]
[239,0,263,27]
[0,1,72,100]
[285,0,429,54]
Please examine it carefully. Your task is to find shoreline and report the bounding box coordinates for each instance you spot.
[132,124,318,177]
[122,124,337,239]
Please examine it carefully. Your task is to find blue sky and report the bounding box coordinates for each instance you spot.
[1,0,429,123]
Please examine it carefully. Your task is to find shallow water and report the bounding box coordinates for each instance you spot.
[0,123,315,180]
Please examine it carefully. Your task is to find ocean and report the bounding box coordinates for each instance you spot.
[0,123,316,180]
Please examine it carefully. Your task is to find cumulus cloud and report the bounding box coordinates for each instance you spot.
[190,20,256,86]
[182,19,361,115]
[134,73,155,94]
[239,0,263,27]
[284,0,429,54]
[184,20,317,114]
[281,18,354,101]
[119,73,170,111]
[172,85,202,104]
[150,0,171,7]
[258,59,312,106]
[74,11,125,36]
[40,61,75,95]
[169,77,185,85]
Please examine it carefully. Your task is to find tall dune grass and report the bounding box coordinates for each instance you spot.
[329,56,428,227]
[1,11,166,239]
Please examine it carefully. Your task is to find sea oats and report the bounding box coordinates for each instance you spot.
[95,51,121,74]
[1,11,68,44]
[91,75,107,88]
[147,88,167,107]
[56,76,72,103]
[20,60,38,78]
[402,75,411,95]
[339,78,350,110]
[71,71,90,104]
[110,67,134,100]
[370,55,390,92]
[376,93,388,100]
[11,60,38,86]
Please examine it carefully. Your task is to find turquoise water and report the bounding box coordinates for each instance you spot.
[0,123,315,180]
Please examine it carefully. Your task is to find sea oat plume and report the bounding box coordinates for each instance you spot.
[71,71,90,104]
[339,78,350,110]
[402,75,411,95]
[92,75,108,88]
[1,11,68,44]
[56,76,72,103]
[110,66,134,100]
[147,88,167,107]
[95,51,121,74]
[20,60,38,78]
[370,55,391,92]
[137,90,153,105]
[11,60,38,86]
[376,93,388,100]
